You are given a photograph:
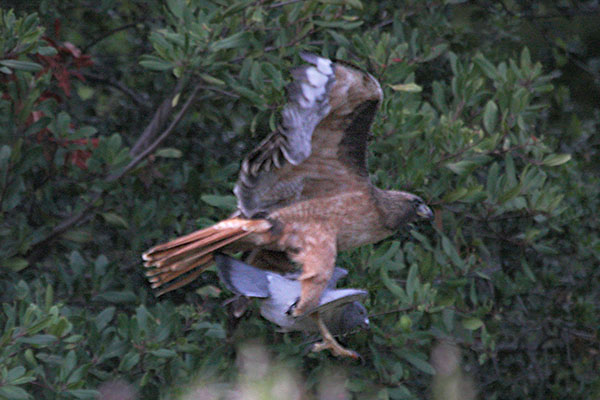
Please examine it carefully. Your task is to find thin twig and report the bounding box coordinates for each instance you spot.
[30,82,203,251]
[267,0,303,9]
[82,22,141,53]
[129,79,187,156]
[107,82,203,182]
[82,72,152,109]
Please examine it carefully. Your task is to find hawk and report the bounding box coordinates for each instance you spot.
[143,53,433,357]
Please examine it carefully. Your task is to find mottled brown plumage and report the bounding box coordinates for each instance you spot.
[142,53,432,357]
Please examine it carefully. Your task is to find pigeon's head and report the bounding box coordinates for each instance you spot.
[338,301,370,334]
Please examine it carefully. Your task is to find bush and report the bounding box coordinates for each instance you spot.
[1,2,598,399]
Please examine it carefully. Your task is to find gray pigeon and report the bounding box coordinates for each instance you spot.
[214,254,369,335]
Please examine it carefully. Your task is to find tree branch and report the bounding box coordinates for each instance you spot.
[30,81,203,253]
[82,72,152,109]
[82,22,141,53]
[129,79,187,156]
[108,82,203,182]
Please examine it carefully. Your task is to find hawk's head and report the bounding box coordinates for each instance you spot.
[375,189,433,230]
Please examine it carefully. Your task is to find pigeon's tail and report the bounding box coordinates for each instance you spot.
[214,254,270,298]
[142,218,272,296]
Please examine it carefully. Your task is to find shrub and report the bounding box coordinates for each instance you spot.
[1,2,598,399]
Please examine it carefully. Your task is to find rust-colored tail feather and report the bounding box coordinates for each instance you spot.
[142,217,271,296]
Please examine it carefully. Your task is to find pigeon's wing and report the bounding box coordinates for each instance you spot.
[214,254,270,298]
[295,288,368,325]
[327,267,348,288]
[259,273,302,330]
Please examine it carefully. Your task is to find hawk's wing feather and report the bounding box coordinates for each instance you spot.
[235,54,383,218]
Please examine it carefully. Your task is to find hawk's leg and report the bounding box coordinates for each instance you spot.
[310,312,360,359]
[289,227,337,317]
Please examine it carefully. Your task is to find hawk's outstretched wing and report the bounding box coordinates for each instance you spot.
[234,54,383,217]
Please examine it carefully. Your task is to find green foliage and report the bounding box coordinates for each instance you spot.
[1,1,598,399]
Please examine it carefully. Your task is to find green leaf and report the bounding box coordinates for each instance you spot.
[62,229,94,243]
[150,349,177,358]
[166,0,185,19]
[93,291,137,303]
[0,385,31,400]
[442,236,465,271]
[483,100,498,132]
[522,260,536,282]
[0,59,42,72]
[192,321,225,339]
[380,267,408,301]
[3,257,29,272]
[445,160,477,176]
[6,366,26,381]
[443,187,468,202]
[462,317,484,330]
[542,154,571,167]
[155,147,182,158]
[16,334,57,345]
[65,390,100,400]
[400,351,436,375]
[139,57,173,71]
[211,31,249,51]
[406,264,419,300]
[498,183,522,204]
[200,194,236,210]
[199,73,225,86]
[389,83,422,92]
[36,46,58,56]
[313,20,363,29]
[423,43,449,62]
[473,53,498,80]
[95,307,116,331]
[101,213,129,229]
[118,352,140,371]
[0,144,11,172]
[486,162,500,196]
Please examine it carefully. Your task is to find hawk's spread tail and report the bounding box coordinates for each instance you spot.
[142,218,271,296]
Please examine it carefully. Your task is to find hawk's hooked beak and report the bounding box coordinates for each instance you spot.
[416,204,434,220]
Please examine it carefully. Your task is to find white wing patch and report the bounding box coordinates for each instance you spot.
[235,53,336,217]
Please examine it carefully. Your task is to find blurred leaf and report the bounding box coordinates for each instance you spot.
[445,160,478,176]
[95,307,116,331]
[199,73,225,86]
[150,349,177,358]
[155,148,183,158]
[118,352,140,371]
[200,194,236,210]
[483,100,498,133]
[3,257,29,272]
[0,59,42,72]
[101,213,129,229]
[389,83,422,92]
[462,317,484,330]
[16,334,57,345]
[65,390,99,400]
[406,264,419,300]
[93,291,137,303]
[542,154,571,167]
[400,351,436,375]
[473,53,498,79]
[0,385,31,400]
[211,31,249,51]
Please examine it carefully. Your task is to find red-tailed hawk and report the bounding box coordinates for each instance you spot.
[143,53,433,357]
